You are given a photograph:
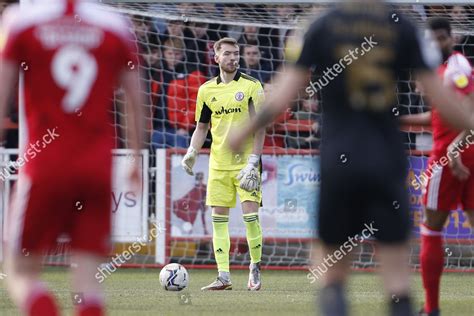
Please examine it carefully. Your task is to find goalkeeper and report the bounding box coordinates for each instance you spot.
[181,37,265,291]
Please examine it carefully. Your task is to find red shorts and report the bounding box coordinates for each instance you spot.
[423,156,474,211]
[6,172,112,256]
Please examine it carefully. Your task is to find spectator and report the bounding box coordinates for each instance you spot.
[132,15,160,69]
[450,5,474,63]
[216,4,244,41]
[130,15,159,145]
[262,82,292,148]
[185,22,214,76]
[241,44,272,83]
[204,3,228,42]
[151,38,206,149]
[272,5,298,63]
[285,93,321,150]
[0,1,19,149]
[300,98,321,149]
[238,25,276,71]
[131,15,160,98]
[160,19,186,46]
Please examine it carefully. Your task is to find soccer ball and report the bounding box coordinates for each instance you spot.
[159,263,189,291]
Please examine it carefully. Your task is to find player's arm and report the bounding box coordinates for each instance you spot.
[417,71,474,131]
[120,69,144,153]
[398,111,431,126]
[447,92,474,151]
[182,86,210,176]
[181,123,209,176]
[0,60,18,143]
[190,122,210,151]
[446,129,471,180]
[119,67,145,189]
[402,20,474,130]
[444,92,474,180]
[251,118,266,157]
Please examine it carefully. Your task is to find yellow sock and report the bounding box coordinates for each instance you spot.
[212,214,230,272]
[243,213,262,264]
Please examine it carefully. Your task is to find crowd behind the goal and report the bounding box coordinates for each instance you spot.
[1,3,474,152]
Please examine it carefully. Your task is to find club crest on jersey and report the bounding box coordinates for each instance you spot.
[235,91,245,101]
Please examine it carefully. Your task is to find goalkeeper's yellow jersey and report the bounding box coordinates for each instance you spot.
[195,71,264,171]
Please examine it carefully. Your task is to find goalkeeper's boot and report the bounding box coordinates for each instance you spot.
[247,262,261,291]
[418,307,440,316]
[201,277,232,291]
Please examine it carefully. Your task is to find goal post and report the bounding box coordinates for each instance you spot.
[99,1,474,271]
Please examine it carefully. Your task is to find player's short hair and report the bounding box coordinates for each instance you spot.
[214,37,239,55]
[163,37,185,51]
[428,17,451,36]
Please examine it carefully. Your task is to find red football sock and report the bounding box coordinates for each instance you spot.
[420,224,444,313]
[77,305,104,316]
[76,295,104,316]
[24,285,59,316]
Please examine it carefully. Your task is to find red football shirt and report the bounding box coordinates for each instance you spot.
[2,0,136,180]
[431,51,474,160]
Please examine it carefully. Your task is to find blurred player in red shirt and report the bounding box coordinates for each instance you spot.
[401,18,474,316]
[0,1,144,315]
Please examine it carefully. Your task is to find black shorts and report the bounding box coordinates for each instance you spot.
[318,156,410,245]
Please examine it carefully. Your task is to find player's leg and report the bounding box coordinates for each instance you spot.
[201,168,235,290]
[210,206,232,282]
[5,253,59,316]
[377,242,414,316]
[369,170,414,316]
[316,172,364,316]
[419,208,449,316]
[241,201,262,291]
[5,177,61,316]
[237,168,263,291]
[420,164,459,316]
[200,206,232,290]
[71,252,106,316]
[314,243,351,316]
[69,175,112,315]
[315,168,368,316]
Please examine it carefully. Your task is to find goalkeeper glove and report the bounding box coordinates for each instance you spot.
[237,154,260,192]
[181,146,198,176]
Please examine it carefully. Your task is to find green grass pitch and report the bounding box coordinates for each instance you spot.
[1,268,473,315]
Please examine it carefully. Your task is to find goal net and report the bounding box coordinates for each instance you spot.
[1,1,474,273]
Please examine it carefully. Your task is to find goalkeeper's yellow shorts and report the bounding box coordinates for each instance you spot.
[206,168,262,208]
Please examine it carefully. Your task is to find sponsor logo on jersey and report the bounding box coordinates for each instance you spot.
[214,106,241,115]
[216,248,224,254]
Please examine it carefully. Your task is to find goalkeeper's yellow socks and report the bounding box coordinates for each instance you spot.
[212,214,230,274]
[243,212,262,264]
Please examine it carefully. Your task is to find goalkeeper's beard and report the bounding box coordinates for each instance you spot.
[221,62,239,73]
